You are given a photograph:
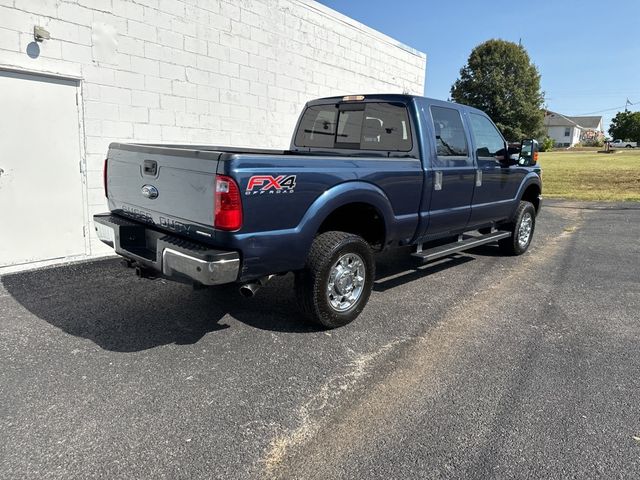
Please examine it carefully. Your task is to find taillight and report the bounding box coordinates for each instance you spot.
[214,174,242,231]
[103,158,108,198]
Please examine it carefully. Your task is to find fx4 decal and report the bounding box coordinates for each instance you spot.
[245,175,297,195]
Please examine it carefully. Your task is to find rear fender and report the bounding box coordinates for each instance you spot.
[296,181,397,248]
[233,182,395,279]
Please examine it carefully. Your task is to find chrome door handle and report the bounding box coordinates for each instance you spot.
[475,169,482,187]
[434,171,443,191]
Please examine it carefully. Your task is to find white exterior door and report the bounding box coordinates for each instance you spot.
[0,70,86,267]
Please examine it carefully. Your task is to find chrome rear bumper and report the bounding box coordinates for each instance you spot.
[161,247,239,285]
[94,213,239,286]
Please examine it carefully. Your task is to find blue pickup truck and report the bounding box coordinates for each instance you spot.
[95,94,542,328]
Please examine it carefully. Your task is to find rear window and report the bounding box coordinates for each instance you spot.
[294,106,337,148]
[294,102,413,152]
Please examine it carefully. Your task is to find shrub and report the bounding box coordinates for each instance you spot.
[539,137,555,152]
[583,137,605,147]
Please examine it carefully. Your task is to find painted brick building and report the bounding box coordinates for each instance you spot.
[0,0,426,271]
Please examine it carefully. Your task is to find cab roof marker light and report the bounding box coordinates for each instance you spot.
[342,95,365,101]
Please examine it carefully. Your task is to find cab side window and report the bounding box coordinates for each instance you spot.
[429,106,470,167]
[468,113,507,166]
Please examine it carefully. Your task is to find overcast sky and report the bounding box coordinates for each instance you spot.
[318,0,640,131]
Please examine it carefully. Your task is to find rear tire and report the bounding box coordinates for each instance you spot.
[295,231,375,328]
[498,201,536,255]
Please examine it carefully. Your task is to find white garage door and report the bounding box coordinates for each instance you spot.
[0,70,86,267]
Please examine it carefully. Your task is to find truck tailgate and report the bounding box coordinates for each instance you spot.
[106,144,221,240]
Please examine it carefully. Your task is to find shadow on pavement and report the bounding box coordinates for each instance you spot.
[1,259,320,353]
[373,249,475,292]
[372,241,509,291]
[464,244,507,258]
[1,243,503,352]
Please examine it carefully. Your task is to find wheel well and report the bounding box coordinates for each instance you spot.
[317,203,385,249]
[521,184,541,212]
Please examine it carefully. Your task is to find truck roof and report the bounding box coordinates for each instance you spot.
[308,93,488,116]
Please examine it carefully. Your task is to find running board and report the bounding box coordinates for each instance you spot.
[412,231,511,262]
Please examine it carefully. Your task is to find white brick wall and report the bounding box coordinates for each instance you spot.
[0,0,426,258]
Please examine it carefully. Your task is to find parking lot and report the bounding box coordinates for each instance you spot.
[1,199,639,479]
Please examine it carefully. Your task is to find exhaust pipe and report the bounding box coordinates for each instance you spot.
[239,275,276,298]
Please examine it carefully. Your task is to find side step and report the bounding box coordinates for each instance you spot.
[412,231,511,262]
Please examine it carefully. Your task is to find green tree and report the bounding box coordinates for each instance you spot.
[450,39,545,141]
[609,110,640,142]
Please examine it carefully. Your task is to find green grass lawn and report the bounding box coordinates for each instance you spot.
[538,149,640,202]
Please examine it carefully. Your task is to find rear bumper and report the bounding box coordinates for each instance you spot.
[94,213,239,285]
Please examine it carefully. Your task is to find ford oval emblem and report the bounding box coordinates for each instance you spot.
[141,184,159,199]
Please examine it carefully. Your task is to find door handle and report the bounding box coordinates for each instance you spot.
[143,160,158,176]
[434,171,443,191]
[475,169,482,187]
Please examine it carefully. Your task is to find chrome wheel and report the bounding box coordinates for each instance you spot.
[518,212,533,248]
[326,253,366,312]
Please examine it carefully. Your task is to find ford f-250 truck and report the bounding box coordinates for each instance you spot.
[95,94,542,328]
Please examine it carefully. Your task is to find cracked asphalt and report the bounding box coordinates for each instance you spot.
[1,199,639,479]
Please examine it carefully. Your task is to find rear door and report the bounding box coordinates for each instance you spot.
[422,104,476,237]
[467,113,526,225]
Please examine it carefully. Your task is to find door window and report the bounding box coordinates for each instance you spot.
[468,113,507,166]
[429,106,470,167]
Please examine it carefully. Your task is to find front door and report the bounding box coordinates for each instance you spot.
[467,113,525,226]
[0,70,86,267]
[423,105,476,237]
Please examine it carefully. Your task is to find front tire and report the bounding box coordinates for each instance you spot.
[295,231,375,328]
[498,201,536,255]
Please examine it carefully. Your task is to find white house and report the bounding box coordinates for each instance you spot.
[0,0,426,272]
[544,110,604,147]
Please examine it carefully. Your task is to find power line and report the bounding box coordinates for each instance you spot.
[576,106,627,115]
[574,100,639,116]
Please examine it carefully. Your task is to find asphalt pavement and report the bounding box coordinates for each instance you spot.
[1,199,639,479]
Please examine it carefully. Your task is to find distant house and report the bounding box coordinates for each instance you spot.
[544,111,604,147]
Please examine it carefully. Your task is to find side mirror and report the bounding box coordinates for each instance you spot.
[519,139,539,166]
[505,143,521,165]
